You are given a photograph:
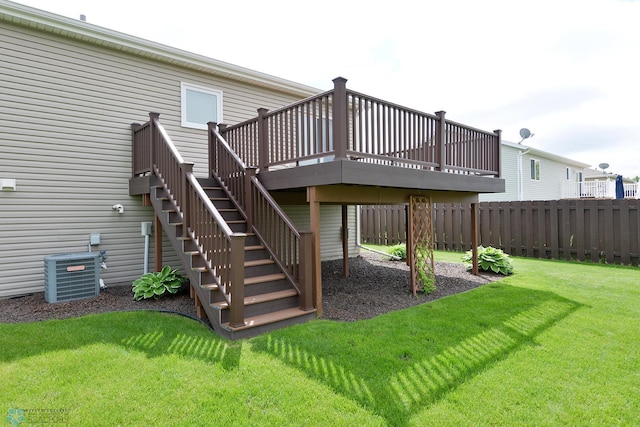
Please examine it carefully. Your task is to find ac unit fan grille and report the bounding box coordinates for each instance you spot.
[44,253,100,303]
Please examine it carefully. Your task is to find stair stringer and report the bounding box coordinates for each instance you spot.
[148,183,234,339]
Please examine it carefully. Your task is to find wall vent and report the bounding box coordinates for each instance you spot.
[44,253,100,303]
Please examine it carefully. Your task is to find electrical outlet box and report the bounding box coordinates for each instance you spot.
[90,233,101,245]
[141,222,152,236]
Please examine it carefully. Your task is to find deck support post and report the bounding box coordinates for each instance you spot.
[342,204,349,278]
[435,110,446,171]
[332,77,348,160]
[471,202,479,275]
[299,231,314,311]
[308,187,322,316]
[154,212,162,272]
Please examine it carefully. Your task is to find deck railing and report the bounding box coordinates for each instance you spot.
[134,113,246,327]
[562,181,639,199]
[209,124,313,310]
[219,77,501,177]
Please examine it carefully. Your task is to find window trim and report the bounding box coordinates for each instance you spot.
[180,82,223,130]
[530,158,541,181]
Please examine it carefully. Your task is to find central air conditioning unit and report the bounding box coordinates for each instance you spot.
[44,252,100,303]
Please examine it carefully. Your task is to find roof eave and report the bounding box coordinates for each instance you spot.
[0,0,322,98]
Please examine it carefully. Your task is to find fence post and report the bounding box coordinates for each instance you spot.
[207,122,218,179]
[435,111,446,171]
[244,167,257,231]
[471,202,479,275]
[257,108,269,171]
[299,231,314,311]
[229,233,246,328]
[332,77,348,159]
[181,162,194,239]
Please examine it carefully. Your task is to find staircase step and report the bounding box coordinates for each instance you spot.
[223,307,316,332]
[244,259,273,268]
[245,273,286,286]
[201,283,219,291]
[213,288,297,310]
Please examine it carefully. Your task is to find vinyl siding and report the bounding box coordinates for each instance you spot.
[0,21,311,297]
[479,144,519,202]
[282,206,360,261]
[520,154,572,200]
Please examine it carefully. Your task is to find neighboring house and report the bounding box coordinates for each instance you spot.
[0,0,504,337]
[565,168,638,199]
[479,140,590,202]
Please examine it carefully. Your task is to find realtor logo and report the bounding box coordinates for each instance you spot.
[6,408,25,426]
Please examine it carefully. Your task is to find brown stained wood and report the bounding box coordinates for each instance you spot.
[308,187,322,316]
[620,199,631,265]
[342,205,349,278]
[604,199,615,264]
[471,203,479,275]
[363,200,639,266]
[154,213,162,272]
[550,201,560,259]
[536,201,546,259]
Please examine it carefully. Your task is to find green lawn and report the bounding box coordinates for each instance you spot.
[1,253,639,426]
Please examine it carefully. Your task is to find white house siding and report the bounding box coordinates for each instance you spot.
[282,206,359,261]
[0,19,313,297]
[479,144,519,202]
[520,153,573,201]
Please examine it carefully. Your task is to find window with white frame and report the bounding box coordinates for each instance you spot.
[180,82,222,130]
[566,167,572,181]
[530,158,540,181]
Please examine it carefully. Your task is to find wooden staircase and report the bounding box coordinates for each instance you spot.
[150,177,316,340]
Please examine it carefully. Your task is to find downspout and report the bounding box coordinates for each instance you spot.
[517,147,531,201]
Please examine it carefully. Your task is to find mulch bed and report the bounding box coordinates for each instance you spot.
[0,250,501,325]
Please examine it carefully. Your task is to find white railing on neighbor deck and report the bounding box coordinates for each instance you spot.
[562,181,639,199]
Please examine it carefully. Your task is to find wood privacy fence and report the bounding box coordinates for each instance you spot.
[360,200,640,266]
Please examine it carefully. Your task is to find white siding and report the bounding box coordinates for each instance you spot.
[0,22,309,297]
[479,144,519,202]
[520,154,571,200]
[282,206,359,261]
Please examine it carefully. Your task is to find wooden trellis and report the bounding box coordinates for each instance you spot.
[408,196,435,296]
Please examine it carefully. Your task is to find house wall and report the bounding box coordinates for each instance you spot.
[283,205,359,260]
[480,143,587,202]
[520,152,574,201]
[0,20,312,297]
[479,144,519,202]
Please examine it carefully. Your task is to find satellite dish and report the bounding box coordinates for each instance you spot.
[518,128,534,144]
[598,163,609,174]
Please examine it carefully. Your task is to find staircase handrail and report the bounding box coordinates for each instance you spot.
[146,113,246,327]
[209,124,314,311]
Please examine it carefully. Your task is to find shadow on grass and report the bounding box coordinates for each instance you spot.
[0,311,242,370]
[252,283,581,426]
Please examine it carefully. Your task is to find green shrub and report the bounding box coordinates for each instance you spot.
[132,266,186,300]
[387,244,407,260]
[462,246,514,275]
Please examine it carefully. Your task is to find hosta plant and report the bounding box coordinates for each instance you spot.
[387,244,407,260]
[462,245,514,275]
[132,266,185,300]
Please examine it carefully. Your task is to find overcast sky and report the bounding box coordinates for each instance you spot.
[14,0,640,178]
